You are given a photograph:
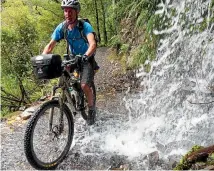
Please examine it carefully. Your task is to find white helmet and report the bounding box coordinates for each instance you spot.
[61,0,81,12]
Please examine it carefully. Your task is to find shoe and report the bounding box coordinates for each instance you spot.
[87,109,96,125]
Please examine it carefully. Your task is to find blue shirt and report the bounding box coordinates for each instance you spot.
[51,21,94,55]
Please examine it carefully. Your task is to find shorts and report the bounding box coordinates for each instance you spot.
[80,61,94,86]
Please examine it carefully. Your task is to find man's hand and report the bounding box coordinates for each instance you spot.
[82,54,89,63]
[42,39,57,54]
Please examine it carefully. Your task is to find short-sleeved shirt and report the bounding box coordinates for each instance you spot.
[51,21,94,55]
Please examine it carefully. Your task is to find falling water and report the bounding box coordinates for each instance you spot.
[120,0,214,162]
[68,0,214,169]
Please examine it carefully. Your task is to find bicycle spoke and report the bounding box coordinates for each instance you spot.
[32,106,70,163]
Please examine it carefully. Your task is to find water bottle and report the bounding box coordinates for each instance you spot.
[68,87,73,92]
[73,69,79,78]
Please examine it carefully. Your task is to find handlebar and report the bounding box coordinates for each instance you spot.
[61,54,82,67]
[61,54,91,68]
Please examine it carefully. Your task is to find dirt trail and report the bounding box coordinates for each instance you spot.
[93,47,128,113]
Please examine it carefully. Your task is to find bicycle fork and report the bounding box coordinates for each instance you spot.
[48,85,64,134]
[48,85,58,132]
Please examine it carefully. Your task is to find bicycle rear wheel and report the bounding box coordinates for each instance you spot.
[24,100,74,170]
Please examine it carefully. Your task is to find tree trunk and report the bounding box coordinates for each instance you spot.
[6,56,32,108]
[51,0,60,3]
[17,76,31,105]
[94,0,101,43]
[100,0,108,44]
[112,0,118,34]
[187,145,214,163]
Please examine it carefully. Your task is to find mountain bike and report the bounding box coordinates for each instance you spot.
[24,54,96,170]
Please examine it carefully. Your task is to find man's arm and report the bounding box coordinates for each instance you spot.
[84,33,97,57]
[42,39,57,54]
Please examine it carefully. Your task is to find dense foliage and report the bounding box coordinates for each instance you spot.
[1,0,63,115]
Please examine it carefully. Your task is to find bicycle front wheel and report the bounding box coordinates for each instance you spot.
[24,100,74,170]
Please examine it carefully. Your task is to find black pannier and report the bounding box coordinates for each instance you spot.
[31,54,62,79]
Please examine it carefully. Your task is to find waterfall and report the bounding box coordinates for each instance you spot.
[121,0,214,158]
[72,0,214,169]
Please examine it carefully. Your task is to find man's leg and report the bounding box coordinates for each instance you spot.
[80,62,96,125]
[81,83,94,109]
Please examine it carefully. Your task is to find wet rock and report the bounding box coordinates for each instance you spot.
[167,157,178,169]
[108,155,128,170]
[156,142,166,153]
[131,151,170,170]
[202,165,214,170]
[16,116,21,121]
[191,162,207,170]
[1,118,7,122]
[19,106,27,111]
[109,163,130,170]
[124,83,130,88]
[119,164,129,170]
[128,155,148,170]
[20,105,40,120]
[20,112,32,120]
[147,151,159,166]
[39,96,48,101]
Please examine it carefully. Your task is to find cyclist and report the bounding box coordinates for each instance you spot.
[42,0,97,125]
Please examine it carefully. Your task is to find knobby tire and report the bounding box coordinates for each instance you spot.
[24,100,74,170]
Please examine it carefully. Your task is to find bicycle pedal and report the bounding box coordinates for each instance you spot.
[76,105,85,111]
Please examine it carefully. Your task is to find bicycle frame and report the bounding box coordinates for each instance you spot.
[48,65,79,132]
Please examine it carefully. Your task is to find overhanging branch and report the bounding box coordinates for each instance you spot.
[188,100,214,105]
[35,5,62,18]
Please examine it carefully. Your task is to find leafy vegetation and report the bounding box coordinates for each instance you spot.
[1,0,62,116]
[107,0,162,71]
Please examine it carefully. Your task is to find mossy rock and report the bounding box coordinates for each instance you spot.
[174,145,204,170]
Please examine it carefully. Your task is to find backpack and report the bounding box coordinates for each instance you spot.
[62,18,99,45]
[61,18,100,71]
